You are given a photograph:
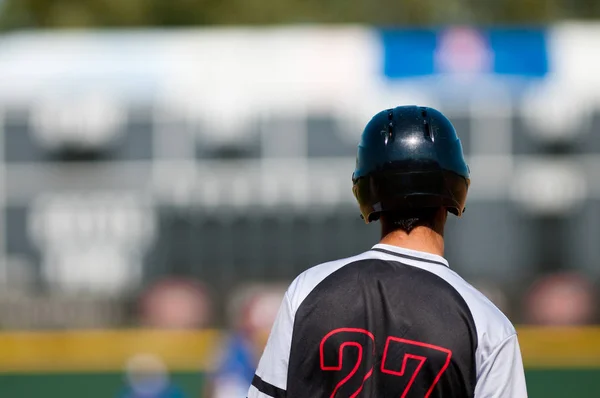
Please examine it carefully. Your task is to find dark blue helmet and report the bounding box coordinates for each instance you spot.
[352,105,470,223]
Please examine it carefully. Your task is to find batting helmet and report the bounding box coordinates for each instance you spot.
[352,106,470,223]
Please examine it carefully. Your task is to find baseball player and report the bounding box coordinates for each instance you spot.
[247,106,527,397]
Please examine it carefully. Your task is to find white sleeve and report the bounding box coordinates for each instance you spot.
[474,334,528,398]
[247,291,294,398]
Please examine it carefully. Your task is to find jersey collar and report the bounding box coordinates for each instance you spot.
[371,243,450,268]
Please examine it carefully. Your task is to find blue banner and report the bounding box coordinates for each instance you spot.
[381,27,549,79]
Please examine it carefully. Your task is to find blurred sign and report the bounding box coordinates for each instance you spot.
[30,93,126,151]
[511,161,587,215]
[382,28,549,79]
[27,192,156,295]
[521,83,593,143]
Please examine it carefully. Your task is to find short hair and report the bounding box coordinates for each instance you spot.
[381,207,441,234]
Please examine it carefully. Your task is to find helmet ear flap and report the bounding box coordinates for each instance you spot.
[353,178,369,223]
[353,176,381,224]
[354,169,469,221]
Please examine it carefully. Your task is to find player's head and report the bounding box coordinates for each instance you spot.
[352,106,470,233]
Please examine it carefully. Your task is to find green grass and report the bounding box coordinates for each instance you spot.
[526,368,600,398]
[0,372,205,398]
[0,369,598,397]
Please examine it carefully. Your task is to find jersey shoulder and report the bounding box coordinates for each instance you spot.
[285,251,372,314]
[360,247,517,365]
[428,265,517,366]
[444,267,515,336]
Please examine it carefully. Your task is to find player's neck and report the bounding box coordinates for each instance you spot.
[379,226,445,257]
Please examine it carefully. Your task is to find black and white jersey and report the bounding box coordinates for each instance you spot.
[247,244,527,398]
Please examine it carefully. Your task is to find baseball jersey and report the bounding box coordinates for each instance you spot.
[247,243,527,398]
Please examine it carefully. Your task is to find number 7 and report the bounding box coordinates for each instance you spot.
[381,337,453,398]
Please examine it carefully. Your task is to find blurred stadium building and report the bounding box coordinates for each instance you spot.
[0,20,598,397]
[0,26,598,328]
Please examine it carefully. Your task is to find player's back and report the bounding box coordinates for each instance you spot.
[251,244,521,398]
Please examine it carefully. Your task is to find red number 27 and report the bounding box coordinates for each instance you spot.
[320,329,452,398]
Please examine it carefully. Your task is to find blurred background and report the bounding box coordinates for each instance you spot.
[0,1,599,397]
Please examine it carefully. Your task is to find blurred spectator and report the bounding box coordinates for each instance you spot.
[119,354,186,398]
[524,272,596,325]
[204,284,286,398]
[139,278,212,329]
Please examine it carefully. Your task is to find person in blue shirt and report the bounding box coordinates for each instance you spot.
[119,354,186,398]
[204,286,285,398]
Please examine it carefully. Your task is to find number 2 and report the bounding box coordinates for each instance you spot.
[320,330,452,398]
[320,328,375,398]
